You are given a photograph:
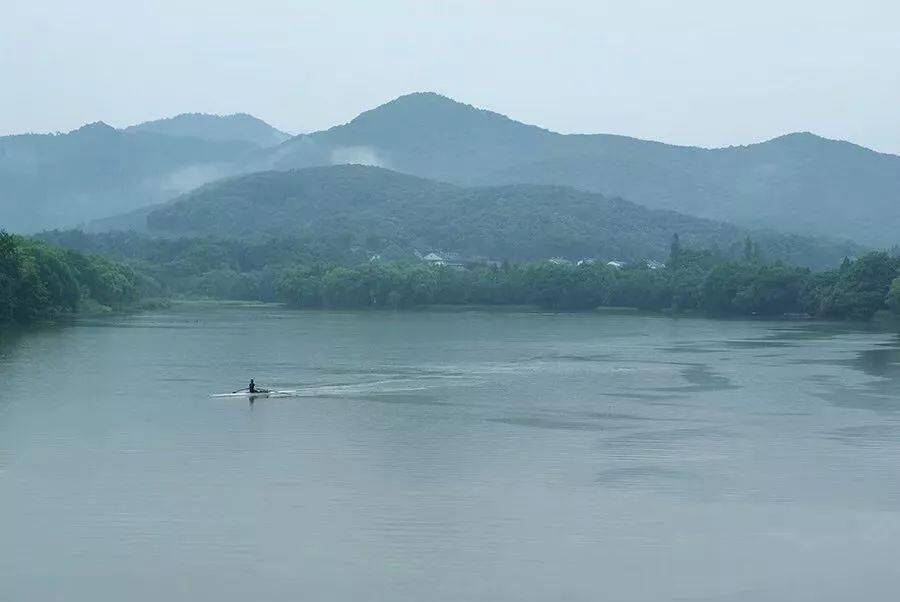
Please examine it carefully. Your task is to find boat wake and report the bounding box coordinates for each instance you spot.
[210,390,297,399]
[210,377,451,400]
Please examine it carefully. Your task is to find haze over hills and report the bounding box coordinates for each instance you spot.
[0,113,292,232]
[134,164,857,268]
[260,92,900,246]
[126,113,290,147]
[3,92,899,254]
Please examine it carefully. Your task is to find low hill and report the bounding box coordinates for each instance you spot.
[126,113,290,147]
[259,92,900,246]
[0,122,256,232]
[140,165,858,268]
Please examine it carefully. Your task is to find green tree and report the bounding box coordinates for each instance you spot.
[886,276,900,314]
[819,252,898,320]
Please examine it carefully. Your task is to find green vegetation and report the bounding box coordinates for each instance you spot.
[0,231,140,324]
[140,165,858,269]
[267,92,900,247]
[36,230,344,302]
[7,92,900,247]
[274,249,900,321]
[125,112,289,147]
[0,122,256,233]
[35,229,900,322]
[7,95,899,324]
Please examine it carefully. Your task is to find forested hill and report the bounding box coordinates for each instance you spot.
[125,113,290,147]
[0,231,140,323]
[140,165,858,268]
[260,92,900,246]
[5,93,900,246]
[0,122,256,233]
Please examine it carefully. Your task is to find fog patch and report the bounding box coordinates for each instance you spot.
[329,146,388,168]
[156,163,230,196]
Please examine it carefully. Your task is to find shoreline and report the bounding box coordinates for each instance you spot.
[6,297,899,333]
[130,298,900,330]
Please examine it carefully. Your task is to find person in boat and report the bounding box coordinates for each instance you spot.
[248,378,257,393]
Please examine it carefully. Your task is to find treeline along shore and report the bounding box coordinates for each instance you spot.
[20,230,900,324]
[0,231,140,324]
[276,244,900,321]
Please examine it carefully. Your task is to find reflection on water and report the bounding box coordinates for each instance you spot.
[490,416,630,432]
[854,343,900,378]
[827,422,900,446]
[2,304,900,602]
[595,465,696,491]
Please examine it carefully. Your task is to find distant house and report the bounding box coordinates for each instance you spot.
[422,252,468,270]
[548,257,573,266]
[369,254,382,263]
[576,258,596,266]
[606,260,626,269]
[645,259,666,270]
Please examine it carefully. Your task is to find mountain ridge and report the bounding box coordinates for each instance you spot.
[0,124,256,232]
[130,164,859,269]
[259,93,900,245]
[3,92,899,248]
[286,93,881,154]
[126,112,290,147]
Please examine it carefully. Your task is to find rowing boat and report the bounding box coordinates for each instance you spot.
[210,389,296,398]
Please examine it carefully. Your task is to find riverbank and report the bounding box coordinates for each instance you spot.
[137,298,900,333]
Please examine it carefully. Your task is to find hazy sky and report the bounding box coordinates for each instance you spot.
[3,0,899,152]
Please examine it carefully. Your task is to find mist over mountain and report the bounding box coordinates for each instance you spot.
[3,92,899,253]
[134,164,857,268]
[0,122,256,232]
[126,113,290,147]
[262,93,900,246]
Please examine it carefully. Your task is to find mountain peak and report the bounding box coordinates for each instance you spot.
[126,113,289,147]
[71,121,117,135]
[146,112,269,125]
[350,92,466,120]
[755,131,879,157]
[765,131,826,145]
[380,91,466,109]
[345,91,534,132]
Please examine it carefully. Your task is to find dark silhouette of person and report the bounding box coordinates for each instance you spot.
[248,378,256,393]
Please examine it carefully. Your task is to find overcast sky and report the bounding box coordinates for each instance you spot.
[3,0,899,152]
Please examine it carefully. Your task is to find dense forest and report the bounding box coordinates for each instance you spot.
[0,231,140,324]
[134,165,859,269]
[275,244,900,321]
[7,92,900,247]
[262,92,900,246]
[34,229,900,322]
[124,112,289,147]
[0,120,262,233]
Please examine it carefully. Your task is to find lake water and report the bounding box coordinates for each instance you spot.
[2,303,900,601]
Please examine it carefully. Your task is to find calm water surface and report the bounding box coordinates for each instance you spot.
[2,303,900,601]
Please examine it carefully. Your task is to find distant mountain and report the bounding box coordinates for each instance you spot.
[6,93,899,247]
[259,92,900,246]
[126,113,290,147]
[136,165,857,268]
[0,122,255,232]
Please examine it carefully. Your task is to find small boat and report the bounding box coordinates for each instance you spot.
[210,389,296,398]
